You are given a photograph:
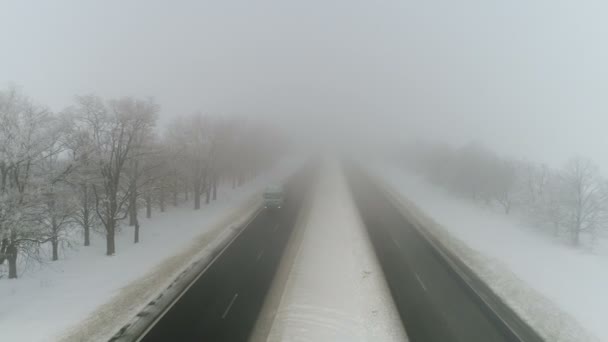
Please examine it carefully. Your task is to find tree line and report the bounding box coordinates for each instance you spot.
[404,141,608,248]
[0,87,281,279]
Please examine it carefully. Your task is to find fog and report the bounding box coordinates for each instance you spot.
[4,3,608,340]
[2,0,608,167]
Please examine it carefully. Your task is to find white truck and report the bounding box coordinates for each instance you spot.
[263,185,284,209]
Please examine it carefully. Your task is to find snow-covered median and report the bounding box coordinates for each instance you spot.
[373,165,602,342]
[0,158,302,342]
[263,160,408,342]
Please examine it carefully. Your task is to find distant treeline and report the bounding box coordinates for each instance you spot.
[403,141,608,248]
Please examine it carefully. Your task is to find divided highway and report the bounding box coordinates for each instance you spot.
[137,165,316,342]
[126,160,543,342]
[345,165,544,342]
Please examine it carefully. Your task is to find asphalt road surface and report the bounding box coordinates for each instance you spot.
[138,164,316,342]
[345,164,543,342]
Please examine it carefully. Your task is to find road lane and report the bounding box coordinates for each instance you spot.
[138,164,316,342]
[345,164,543,342]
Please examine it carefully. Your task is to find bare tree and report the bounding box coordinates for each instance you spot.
[126,137,163,243]
[59,112,99,247]
[0,87,58,277]
[36,120,76,261]
[38,186,76,261]
[71,95,157,255]
[126,130,158,224]
[540,172,566,237]
[559,157,608,246]
[488,160,517,214]
[176,114,213,210]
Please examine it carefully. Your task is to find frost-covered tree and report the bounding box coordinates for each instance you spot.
[559,157,608,246]
[36,182,76,261]
[539,171,567,237]
[125,135,163,243]
[173,114,213,210]
[486,160,517,214]
[62,109,100,247]
[35,117,76,261]
[0,87,58,278]
[70,95,157,255]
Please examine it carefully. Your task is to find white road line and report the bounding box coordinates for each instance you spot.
[221,293,239,319]
[391,236,401,249]
[256,249,264,262]
[272,224,279,233]
[415,273,428,292]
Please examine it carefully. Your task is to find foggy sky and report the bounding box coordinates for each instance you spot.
[2,1,608,168]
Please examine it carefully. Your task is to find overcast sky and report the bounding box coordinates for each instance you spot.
[1,0,608,167]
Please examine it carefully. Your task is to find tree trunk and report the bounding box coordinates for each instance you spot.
[159,185,165,213]
[128,162,138,226]
[572,228,580,246]
[128,195,136,226]
[146,195,152,218]
[129,202,136,226]
[84,223,90,247]
[173,180,178,206]
[51,237,59,261]
[0,238,8,264]
[134,218,140,244]
[106,222,116,256]
[50,205,59,260]
[82,184,91,246]
[194,177,201,210]
[194,190,201,210]
[7,243,17,279]
[132,191,140,243]
[213,177,218,201]
[205,183,211,205]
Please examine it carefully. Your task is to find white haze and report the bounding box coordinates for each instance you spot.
[2,0,608,167]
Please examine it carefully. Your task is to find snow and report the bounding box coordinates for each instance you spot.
[0,158,303,342]
[264,160,408,342]
[373,165,604,342]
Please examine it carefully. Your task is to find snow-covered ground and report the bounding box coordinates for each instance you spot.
[263,160,408,342]
[0,158,302,342]
[374,165,604,342]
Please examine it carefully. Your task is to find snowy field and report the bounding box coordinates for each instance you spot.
[374,165,604,342]
[0,158,302,342]
[264,160,407,342]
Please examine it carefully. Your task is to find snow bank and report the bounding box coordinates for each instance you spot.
[264,160,408,342]
[373,165,602,342]
[0,158,303,342]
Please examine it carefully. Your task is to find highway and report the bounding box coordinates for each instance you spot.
[133,161,544,342]
[137,165,316,342]
[345,164,544,342]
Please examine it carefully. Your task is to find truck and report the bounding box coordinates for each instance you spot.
[263,185,284,209]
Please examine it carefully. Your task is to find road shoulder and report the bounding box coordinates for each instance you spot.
[58,196,262,342]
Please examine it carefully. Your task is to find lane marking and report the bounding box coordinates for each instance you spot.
[256,249,264,262]
[415,273,428,292]
[272,223,279,233]
[221,293,239,319]
[391,236,401,249]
